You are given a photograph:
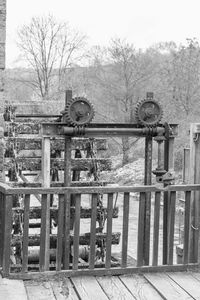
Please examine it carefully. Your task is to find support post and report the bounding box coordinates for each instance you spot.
[40,136,51,271]
[63,90,72,269]
[189,124,200,263]
[143,136,152,265]
[163,127,176,264]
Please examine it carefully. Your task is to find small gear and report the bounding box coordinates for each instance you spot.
[135,98,163,126]
[64,97,95,126]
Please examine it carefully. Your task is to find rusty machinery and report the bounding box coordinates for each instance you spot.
[41,91,177,186]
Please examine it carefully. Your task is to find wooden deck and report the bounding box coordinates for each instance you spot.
[2,271,200,299]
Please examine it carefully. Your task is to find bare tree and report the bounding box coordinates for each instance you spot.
[89,38,157,165]
[17,15,87,100]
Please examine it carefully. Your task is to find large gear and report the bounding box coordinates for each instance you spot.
[135,98,163,126]
[64,97,95,126]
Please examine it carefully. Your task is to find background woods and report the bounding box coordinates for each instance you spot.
[5,14,200,168]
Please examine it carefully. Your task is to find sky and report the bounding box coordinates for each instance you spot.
[5,0,200,67]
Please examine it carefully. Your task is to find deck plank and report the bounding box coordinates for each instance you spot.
[144,273,193,299]
[25,280,55,300]
[0,276,27,300]
[120,274,163,299]
[50,278,79,300]
[97,276,134,299]
[167,272,200,299]
[71,276,108,300]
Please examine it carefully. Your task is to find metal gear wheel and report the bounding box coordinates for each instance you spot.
[64,97,95,126]
[135,98,163,126]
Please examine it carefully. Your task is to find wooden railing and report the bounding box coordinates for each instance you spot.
[0,183,199,279]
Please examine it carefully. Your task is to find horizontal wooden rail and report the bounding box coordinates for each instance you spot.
[1,183,200,195]
[5,137,108,151]
[5,157,112,171]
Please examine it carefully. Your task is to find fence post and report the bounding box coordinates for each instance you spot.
[40,136,51,271]
[2,194,13,276]
[163,126,176,264]
[189,124,200,263]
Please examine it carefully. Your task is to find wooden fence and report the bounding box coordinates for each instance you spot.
[0,183,199,279]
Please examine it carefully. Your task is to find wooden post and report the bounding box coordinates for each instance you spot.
[183,148,190,184]
[189,124,200,263]
[63,90,72,269]
[163,127,176,264]
[2,195,13,276]
[143,136,152,265]
[40,136,51,271]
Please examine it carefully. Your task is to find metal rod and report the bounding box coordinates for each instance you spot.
[61,126,165,137]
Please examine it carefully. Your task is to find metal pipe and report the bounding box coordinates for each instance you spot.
[61,126,165,137]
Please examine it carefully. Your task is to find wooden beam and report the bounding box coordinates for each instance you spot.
[189,124,200,263]
[6,263,199,280]
[5,137,108,151]
[11,232,121,248]
[12,206,119,220]
[5,157,112,171]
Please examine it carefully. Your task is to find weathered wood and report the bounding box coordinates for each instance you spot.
[184,191,191,264]
[144,273,194,299]
[25,281,55,300]
[5,157,112,171]
[73,194,81,270]
[0,192,4,266]
[120,274,163,299]
[137,192,146,267]
[167,272,200,299]
[167,191,176,265]
[121,192,129,268]
[2,195,13,275]
[0,278,27,300]
[6,137,108,151]
[144,136,152,266]
[11,232,121,248]
[22,194,30,273]
[39,194,50,271]
[50,278,79,300]
[105,193,113,269]
[71,276,108,300]
[63,137,71,269]
[56,194,65,271]
[89,194,98,269]
[189,124,200,263]
[3,184,200,196]
[9,180,113,188]
[7,263,199,280]
[97,276,134,299]
[12,206,119,220]
[152,191,161,266]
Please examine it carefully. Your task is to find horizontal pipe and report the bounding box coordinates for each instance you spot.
[61,126,165,137]
[16,114,61,118]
